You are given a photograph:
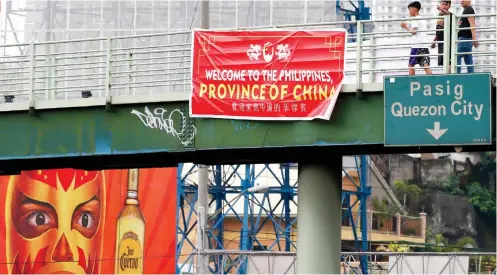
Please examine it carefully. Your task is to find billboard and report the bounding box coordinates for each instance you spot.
[0,168,177,274]
[190,30,347,120]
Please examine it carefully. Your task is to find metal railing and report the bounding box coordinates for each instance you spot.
[0,14,495,110]
[344,209,423,238]
[451,13,497,74]
[185,250,497,274]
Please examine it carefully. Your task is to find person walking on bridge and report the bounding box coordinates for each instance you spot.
[456,0,478,73]
[431,0,453,72]
[401,1,433,75]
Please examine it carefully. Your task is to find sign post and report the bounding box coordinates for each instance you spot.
[384,73,492,146]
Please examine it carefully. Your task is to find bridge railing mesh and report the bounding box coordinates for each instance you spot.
[0,14,494,106]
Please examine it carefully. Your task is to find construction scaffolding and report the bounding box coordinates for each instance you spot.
[176,156,374,274]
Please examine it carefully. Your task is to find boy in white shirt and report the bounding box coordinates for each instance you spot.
[400,1,433,75]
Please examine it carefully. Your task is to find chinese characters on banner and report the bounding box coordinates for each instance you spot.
[190,30,347,120]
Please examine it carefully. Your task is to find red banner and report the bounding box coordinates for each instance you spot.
[190,30,347,120]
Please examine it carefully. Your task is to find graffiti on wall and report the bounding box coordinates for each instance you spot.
[131,106,197,146]
[230,120,259,131]
[0,168,177,274]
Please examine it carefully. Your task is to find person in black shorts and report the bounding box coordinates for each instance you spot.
[431,1,452,71]
[401,1,433,75]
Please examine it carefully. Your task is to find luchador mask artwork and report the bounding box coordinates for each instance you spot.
[5,169,107,274]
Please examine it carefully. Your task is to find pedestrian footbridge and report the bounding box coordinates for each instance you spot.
[0,14,495,170]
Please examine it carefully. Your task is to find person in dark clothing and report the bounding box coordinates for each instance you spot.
[457,0,479,73]
[431,1,452,71]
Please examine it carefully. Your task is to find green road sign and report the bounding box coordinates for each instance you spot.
[384,73,492,146]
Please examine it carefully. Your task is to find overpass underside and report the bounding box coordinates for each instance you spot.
[0,85,495,172]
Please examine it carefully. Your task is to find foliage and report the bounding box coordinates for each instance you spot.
[441,174,465,196]
[439,173,496,215]
[372,197,399,230]
[433,234,448,246]
[478,152,496,172]
[392,180,422,213]
[372,197,399,216]
[466,182,496,214]
[387,243,411,252]
[394,180,422,200]
[424,233,478,252]
[454,236,476,248]
[428,233,451,252]
[479,255,496,267]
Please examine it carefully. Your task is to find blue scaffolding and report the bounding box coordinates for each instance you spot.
[176,156,372,274]
[336,0,371,41]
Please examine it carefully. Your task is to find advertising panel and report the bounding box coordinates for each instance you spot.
[0,168,177,274]
[190,29,347,120]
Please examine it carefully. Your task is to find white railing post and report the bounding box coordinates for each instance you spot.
[49,55,57,101]
[105,37,112,108]
[127,52,134,96]
[368,35,376,83]
[443,15,451,74]
[28,41,36,114]
[450,14,457,74]
[356,21,363,97]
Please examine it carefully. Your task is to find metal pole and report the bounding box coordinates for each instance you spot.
[176,164,184,274]
[450,13,457,74]
[214,165,224,249]
[196,2,209,273]
[213,165,224,273]
[283,164,292,251]
[443,15,451,74]
[201,0,209,29]
[356,21,364,99]
[359,155,371,274]
[104,38,112,105]
[28,41,36,113]
[239,164,252,274]
[196,164,209,274]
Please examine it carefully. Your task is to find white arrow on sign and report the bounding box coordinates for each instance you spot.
[426,122,448,140]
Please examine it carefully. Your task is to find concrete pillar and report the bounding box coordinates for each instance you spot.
[196,165,209,274]
[420,212,427,241]
[296,160,342,274]
[396,214,401,236]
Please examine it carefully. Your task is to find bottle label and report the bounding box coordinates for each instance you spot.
[128,169,139,191]
[117,231,143,274]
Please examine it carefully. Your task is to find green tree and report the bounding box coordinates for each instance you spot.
[372,197,399,230]
[441,173,496,214]
[393,180,421,209]
[466,182,496,214]
[441,174,465,195]
[439,173,496,215]
[478,152,496,172]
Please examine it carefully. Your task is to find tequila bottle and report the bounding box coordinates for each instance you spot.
[115,169,146,274]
